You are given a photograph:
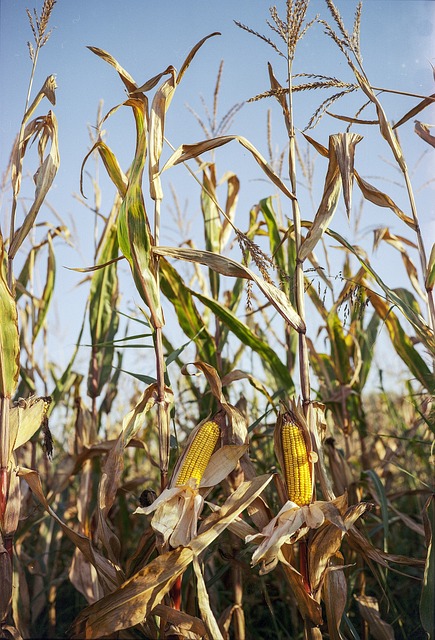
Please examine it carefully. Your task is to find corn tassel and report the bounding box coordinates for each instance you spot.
[175,421,220,487]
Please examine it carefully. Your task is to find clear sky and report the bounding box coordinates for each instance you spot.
[0,0,434,390]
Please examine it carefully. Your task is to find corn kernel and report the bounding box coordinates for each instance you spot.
[281,420,312,506]
[175,421,220,487]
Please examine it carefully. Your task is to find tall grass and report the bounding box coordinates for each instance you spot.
[0,1,433,639]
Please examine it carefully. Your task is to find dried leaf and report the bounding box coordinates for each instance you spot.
[160,134,296,201]
[355,172,415,229]
[393,93,435,129]
[87,46,137,93]
[331,132,362,217]
[81,139,127,198]
[323,554,347,640]
[153,246,305,332]
[9,111,60,259]
[9,396,48,456]
[355,594,394,640]
[298,135,342,262]
[72,547,194,639]
[355,70,406,171]
[415,120,435,148]
[193,556,224,640]
[17,467,122,594]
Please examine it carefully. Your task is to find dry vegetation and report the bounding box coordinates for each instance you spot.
[0,1,434,639]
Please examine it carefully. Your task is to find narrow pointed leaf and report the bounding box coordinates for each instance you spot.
[298,135,342,262]
[355,172,415,229]
[87,46,137,93]
[153,245,305,332]
[332,132,362,218]
[393,92,435,129]
[32,234,55,341]
[160,135,296,201]
[0,238,19,397]
[9,111,60,259]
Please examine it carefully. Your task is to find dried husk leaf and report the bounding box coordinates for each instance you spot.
[97,384,172,559]
[200,444,248,488]
[308,494,348,595]
[193,556,224,640]
[298,135,342,262]
[355,594,394,640]
[180,361,248,445]
[153,246,305,332]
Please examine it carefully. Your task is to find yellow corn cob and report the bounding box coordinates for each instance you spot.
[281,420,312,506]
[175,421,220,487]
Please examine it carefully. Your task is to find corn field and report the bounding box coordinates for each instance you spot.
[0,1,434,638]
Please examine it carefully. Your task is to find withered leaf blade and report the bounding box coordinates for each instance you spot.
[87,46,137,93]
[160,135,296,201]
[9,111,60,260]
[414,120,435,148]
[393,93,435,129]
[355,594,394,640]
[177,32,221,84]
[324,554,347,640]
[153,246,305,332]
[193,556,224,640]
[355,171,415,229]
[331,132,362,218]
[72,547,194,639]
[17,467,122,595]
[298,135,342,262]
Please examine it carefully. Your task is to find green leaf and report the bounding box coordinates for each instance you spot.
[159,257,216,366]
[192,290,294,393]
[0,236,19,398]
[33,235,56,342]
[88,224,120,399]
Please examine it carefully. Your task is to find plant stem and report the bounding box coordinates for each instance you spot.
[154,198,169,491]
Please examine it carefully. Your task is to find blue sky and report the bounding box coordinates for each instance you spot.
[0,0,434,391]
